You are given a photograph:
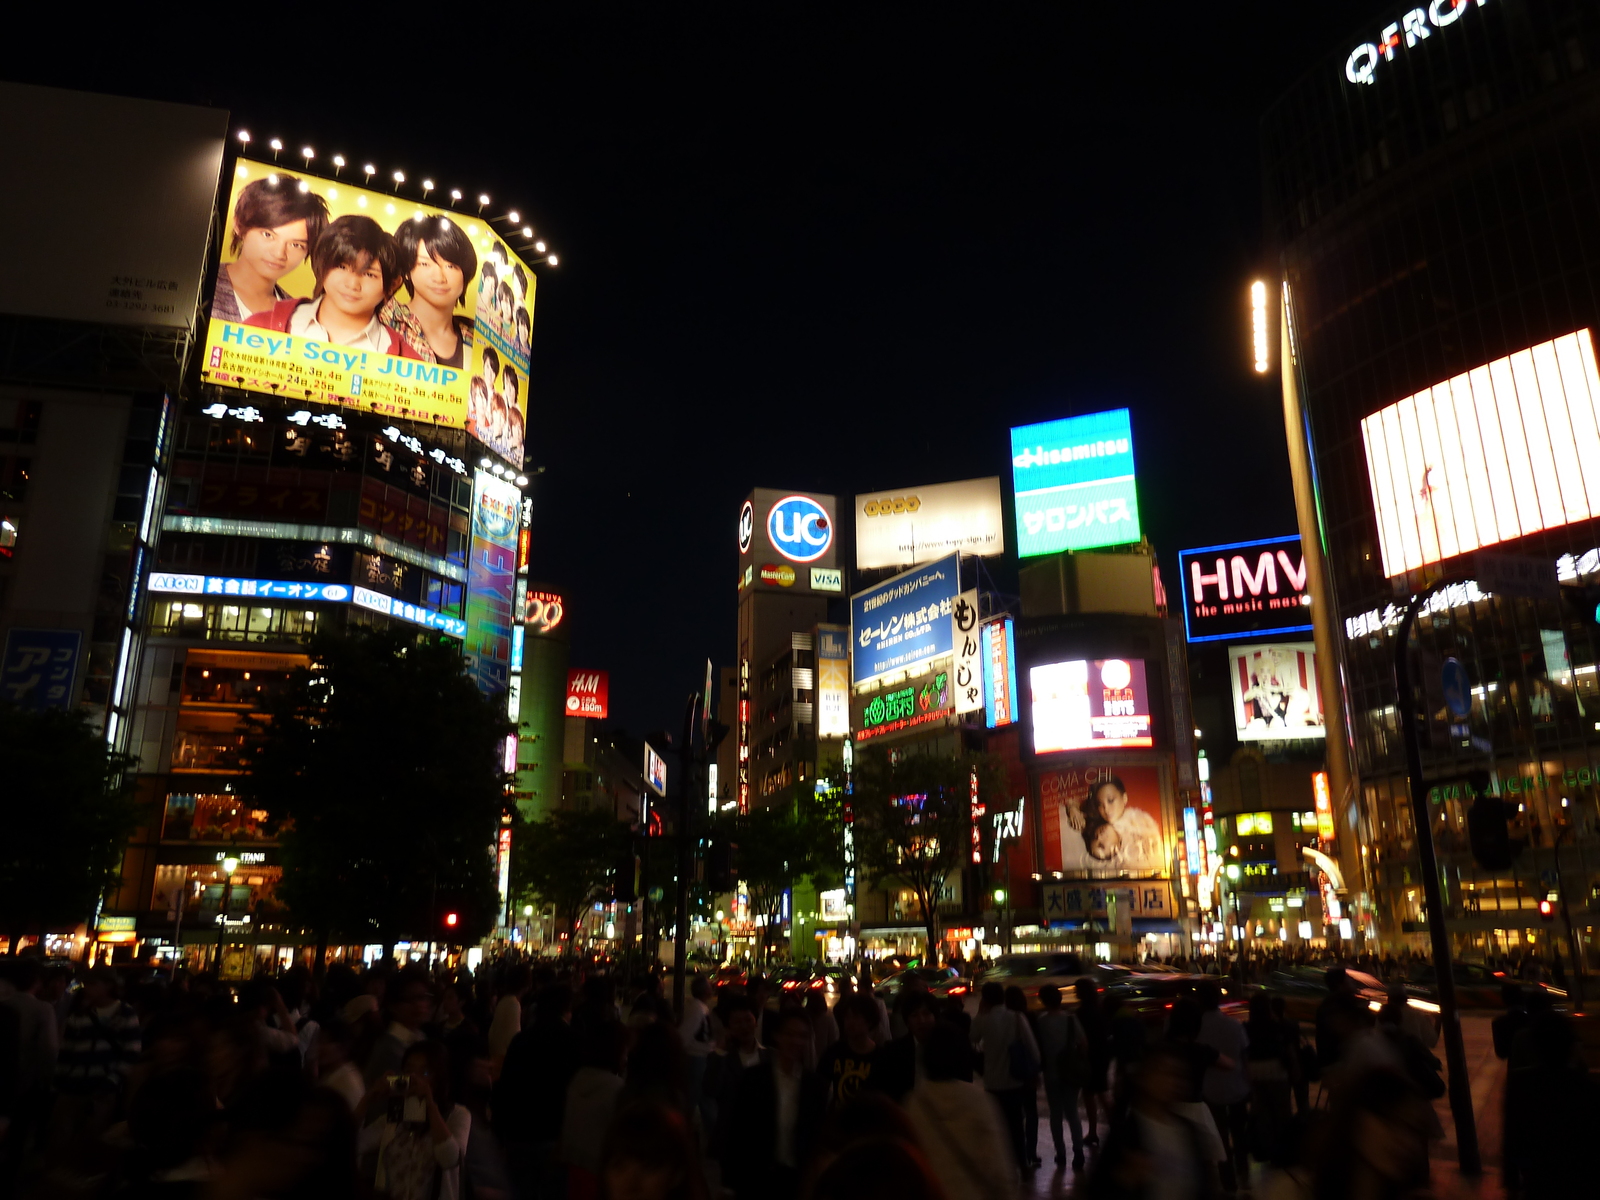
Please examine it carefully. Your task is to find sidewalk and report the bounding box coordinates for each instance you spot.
[1021,1014,1509,1199]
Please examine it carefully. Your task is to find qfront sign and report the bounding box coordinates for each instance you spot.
[737,488,839,595]
[1177,536,1312,644]
[1345,0,1490,86]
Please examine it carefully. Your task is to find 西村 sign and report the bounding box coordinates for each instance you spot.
[851,553,960,686]
[1178,536,1311,644]
[853,670,952,744]
[1010,409,1141,557]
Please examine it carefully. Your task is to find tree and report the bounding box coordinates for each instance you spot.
[511,807,632,941]
[722,792,840,963]
[850,745,1005,958]
[0,704,139,952]
[243,628,508,961]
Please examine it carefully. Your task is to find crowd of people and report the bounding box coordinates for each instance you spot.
[0,950,1594,1199]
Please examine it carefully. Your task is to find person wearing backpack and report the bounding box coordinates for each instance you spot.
[1036,984,1089,1169]
[969,981,1040,1172]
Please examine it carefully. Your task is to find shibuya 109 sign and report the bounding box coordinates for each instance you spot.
[1345,0,1490,86]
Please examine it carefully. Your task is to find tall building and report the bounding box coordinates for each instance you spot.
[1264,0,1600,961]
[90,131,547,971]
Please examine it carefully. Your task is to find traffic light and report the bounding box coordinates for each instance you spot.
[705,839,737,891]
[1538,897,1557,922]
[614,849,639,903]
[443,912,459,929]
[1463,772,1523,872]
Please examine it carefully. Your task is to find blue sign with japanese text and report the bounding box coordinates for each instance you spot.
[1,629,82,710]
[851,553,959,686]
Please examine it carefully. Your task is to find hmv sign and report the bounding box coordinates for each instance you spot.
[1177,535,1313,644]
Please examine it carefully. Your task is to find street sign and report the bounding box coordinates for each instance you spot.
[1441,657,1471,718]
[1474,551,1557,600]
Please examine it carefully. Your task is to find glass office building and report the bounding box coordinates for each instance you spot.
[1265,1,1600,963]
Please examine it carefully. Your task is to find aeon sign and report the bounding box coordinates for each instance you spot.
[767,495,832,563]
[1345,0,1489,86]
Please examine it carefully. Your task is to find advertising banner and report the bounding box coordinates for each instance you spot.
[1228,642,1325,742]
[952,589,982,715]
[816,624,850,738]
[465,470,521,696]
[201,158,536,463]
[851,669,952,745]
[981,617,1017,729]
[737,489,839,596]
[1042,880,1174,922]
[1361,328,1600,577]
[566,669,609,718]
[1031,658,1154,753]
[854,477,1004,569]
[1,628,82,710]
[851,553,959,686]
[1039,764,1166,875]
[1010,408,1142,557]
[1178,535,1312,643]
[0,82,226,330]
[645,743,667,796]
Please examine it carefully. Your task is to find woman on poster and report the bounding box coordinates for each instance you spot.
[212,173,330,322]
[381,215,478,368]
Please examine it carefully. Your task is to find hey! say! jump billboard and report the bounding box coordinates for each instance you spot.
[201,159,535,464]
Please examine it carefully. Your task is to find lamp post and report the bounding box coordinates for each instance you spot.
[522,904,534,951]
[214,855,240,975]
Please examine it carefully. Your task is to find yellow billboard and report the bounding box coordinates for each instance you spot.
[201,159,535,463]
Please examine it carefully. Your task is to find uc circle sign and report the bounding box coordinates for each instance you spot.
[767,495,832,563]
[738,501,754,554]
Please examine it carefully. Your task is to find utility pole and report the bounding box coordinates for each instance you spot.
[1393,580,1480,1175]
[672,690,701,1019]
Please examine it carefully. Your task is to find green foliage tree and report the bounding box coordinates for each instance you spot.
[722,792,841,962]
[0,704,139,952]
[850,745,1006,959]
[243,629,508,960]
[510,807,632,941]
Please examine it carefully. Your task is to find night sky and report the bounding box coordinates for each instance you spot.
[15,7,1373,736]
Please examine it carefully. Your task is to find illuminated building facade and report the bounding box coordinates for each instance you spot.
[1265,0,1600,960]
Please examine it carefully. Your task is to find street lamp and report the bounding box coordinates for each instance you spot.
[215,856,240,974]
[523,904,534,950]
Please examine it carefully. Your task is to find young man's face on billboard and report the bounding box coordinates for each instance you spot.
[411,242,465,310]
[237,220,312,282]
[322,256,386,323]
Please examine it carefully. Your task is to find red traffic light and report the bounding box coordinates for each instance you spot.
[1538,899,1556,922]
[444,912,459,927]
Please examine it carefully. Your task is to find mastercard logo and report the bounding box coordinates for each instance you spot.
[759,563,796,587]
[861,495,921,517]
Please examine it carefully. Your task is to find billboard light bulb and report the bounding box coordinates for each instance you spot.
[236,130,250,144]
[535,240,547,253]
[332,154,345,168]
[478,193,491,206]
[268,138,282,151]
[422,178,434,190]
[522,226,533,237]
[300,146,314,159]
[392,170,405,184]
[450,188,462,201]
[363,164,376,176]
[547,254,559,266]
[480,458,491,468]
[508,210,520,223]
[1251,279,1270,374]
[515,475,528,486]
